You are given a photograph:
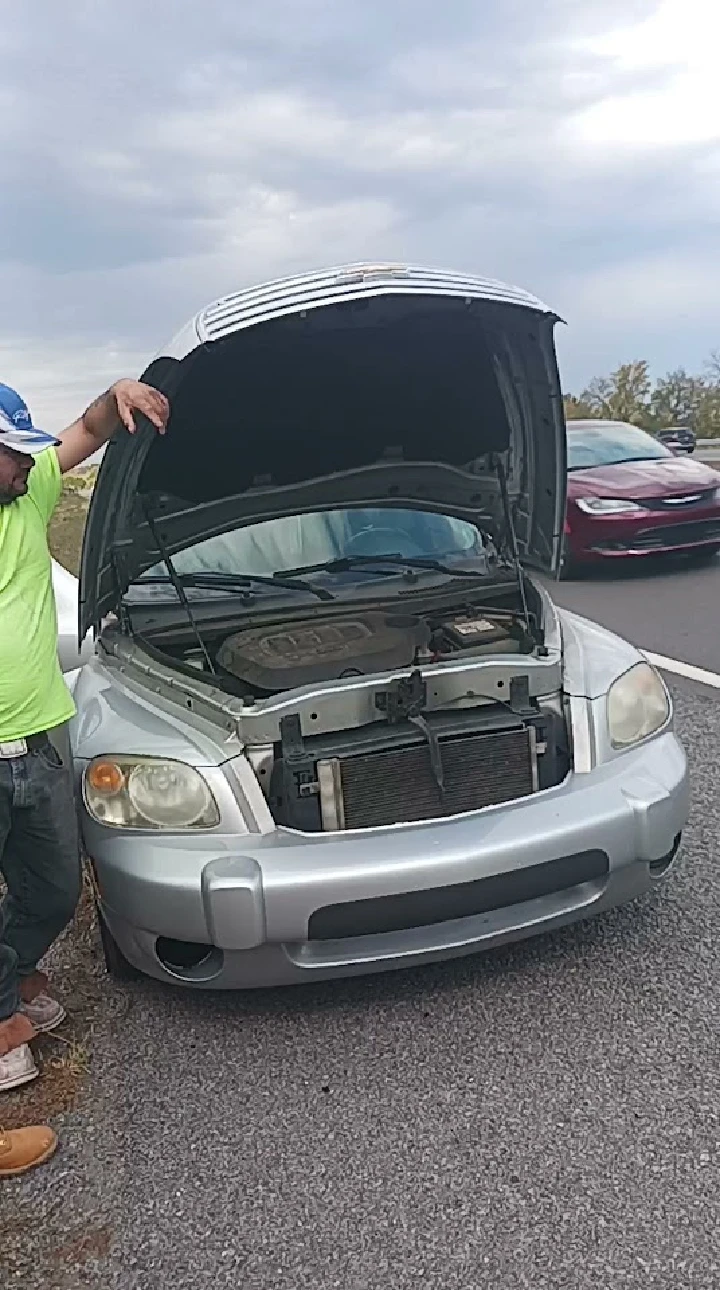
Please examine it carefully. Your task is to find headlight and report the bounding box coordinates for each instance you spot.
[607,663,670,749]
[576,497,642,514]
[83,757,220,830]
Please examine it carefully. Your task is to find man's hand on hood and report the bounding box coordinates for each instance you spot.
[56,380,170,474]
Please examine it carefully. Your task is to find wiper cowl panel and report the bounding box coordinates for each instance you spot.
[136,571,334,602]
[279,553,494,581]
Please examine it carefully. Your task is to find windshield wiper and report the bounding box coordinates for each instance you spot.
[279,553,492,581]
[136,571,334,602]
[135,507,332,684]
[568,456,664,472]
[617,456,667,464]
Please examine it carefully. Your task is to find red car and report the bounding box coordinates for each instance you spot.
[564,420,720,570]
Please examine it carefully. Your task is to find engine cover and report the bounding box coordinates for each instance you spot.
[217,611,426,692]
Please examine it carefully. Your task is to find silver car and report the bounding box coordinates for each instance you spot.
[69,263,689,988]
[53,558,93,675]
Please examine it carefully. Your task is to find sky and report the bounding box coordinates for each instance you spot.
[1,0,718,431]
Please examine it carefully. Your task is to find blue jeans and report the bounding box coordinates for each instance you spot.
[0,739,81,1022]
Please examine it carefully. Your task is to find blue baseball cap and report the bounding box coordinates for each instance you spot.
[0,382,60,454]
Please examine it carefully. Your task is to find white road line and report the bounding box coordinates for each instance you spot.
[642,650,720,690]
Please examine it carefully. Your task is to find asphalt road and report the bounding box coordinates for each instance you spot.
[7,565,720,1290]
[544,551,720,672]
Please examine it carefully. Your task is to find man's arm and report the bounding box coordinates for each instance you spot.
[56,380,170,475]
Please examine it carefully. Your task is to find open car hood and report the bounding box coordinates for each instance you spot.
[80,263,566,636]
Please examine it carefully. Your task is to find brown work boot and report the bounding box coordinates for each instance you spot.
[0,1125,58,1177]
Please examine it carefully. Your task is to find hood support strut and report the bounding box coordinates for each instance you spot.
[142,506,217,675]
[490,453,533,642]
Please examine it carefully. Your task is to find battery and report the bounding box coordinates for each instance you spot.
[441,615,514,650]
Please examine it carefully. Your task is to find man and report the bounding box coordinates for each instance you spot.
[0,379,169,1125]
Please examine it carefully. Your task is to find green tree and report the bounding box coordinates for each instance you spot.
[696,353,720,436]
[563,394,597,420]
[581,361,651,425]
[695,383,720,438]
[649,368,705,429]
[564,351,720,439]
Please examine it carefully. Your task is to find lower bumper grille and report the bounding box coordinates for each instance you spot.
[593,519,720,552]
[308,849,609,940]
[336,726,535,829]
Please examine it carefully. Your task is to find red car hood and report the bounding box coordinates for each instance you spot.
[567,455,720,501]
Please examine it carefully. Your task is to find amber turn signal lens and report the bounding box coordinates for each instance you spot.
[86,759,125,795]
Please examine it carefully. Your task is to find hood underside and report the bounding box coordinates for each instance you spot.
[80,273,566,634]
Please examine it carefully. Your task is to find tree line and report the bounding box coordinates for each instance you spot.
[563,354,720,438]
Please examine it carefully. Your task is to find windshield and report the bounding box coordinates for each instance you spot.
[140,507,483,587]
[567,423,672,471]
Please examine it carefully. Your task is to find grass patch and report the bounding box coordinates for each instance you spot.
[49,478,91,576]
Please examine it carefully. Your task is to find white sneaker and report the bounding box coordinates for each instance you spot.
[0,1044,38,1093]
[19,993,66,1033]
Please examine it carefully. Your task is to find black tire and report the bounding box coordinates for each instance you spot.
[96,903,141,980]
[685,544,720,566]
[558,537,579,581]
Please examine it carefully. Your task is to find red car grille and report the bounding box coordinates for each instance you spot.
[592,519,720,552]
[636,489,717,512]
[634,520,720,547]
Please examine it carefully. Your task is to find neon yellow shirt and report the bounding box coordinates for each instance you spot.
[0,448,75,741]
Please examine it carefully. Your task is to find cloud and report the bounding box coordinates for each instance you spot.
[568,0,720,149]
[0,0,717,421]
[0,337,150,434]
[553,246,720,388]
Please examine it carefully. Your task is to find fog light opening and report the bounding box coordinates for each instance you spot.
[155,937,224,982]
[649,833,682,878]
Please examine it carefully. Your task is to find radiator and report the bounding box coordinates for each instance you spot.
[318,725,537,830]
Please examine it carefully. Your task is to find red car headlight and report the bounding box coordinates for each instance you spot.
[576,498,643,515]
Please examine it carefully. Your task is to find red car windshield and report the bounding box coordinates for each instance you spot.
[567,424,672,472]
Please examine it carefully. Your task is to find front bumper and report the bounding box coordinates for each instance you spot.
[83,729,689,989]
[568,506,720,561]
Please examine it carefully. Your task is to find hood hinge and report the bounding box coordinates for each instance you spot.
[110,550,134,639]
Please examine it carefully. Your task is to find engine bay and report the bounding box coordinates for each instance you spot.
[172,605,533,697]
[128,582,569,834]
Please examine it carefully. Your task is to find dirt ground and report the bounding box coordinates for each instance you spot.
[0,875,106,1133]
